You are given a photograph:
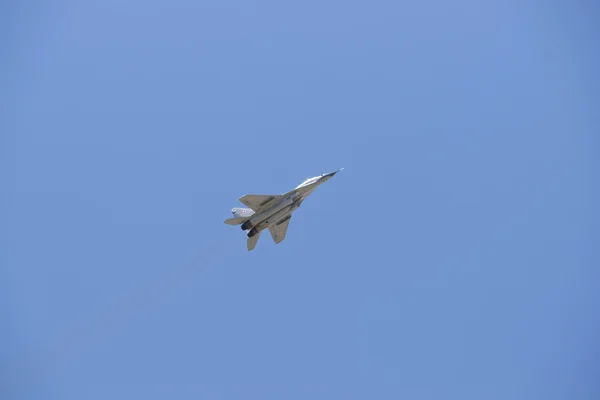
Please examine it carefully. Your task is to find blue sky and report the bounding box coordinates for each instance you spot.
[2,1,599,399]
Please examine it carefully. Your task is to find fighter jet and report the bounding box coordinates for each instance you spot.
[224,168,343,251]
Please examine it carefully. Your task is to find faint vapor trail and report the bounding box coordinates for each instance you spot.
[57,236,230,359]
[4,236,231,396]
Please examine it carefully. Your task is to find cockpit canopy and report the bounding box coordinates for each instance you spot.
[297,176,319,188]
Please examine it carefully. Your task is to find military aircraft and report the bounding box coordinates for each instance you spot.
[224,169,343,251]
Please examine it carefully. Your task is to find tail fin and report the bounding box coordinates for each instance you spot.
[224,207,255,225]
[232,207,254,218]
[247,231,260,251]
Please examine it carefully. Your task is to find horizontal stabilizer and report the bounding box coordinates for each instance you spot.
[268,215,291,244]
[247,231,261,251]
[224,217,248,225]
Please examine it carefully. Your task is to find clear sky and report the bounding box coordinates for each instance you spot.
[2,1,599,399]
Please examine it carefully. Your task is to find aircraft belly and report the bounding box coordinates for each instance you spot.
[230,169,342,251]
[249,197,293,225]
[256,207,291,229]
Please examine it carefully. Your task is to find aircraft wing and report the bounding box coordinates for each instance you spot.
[239,194,280,212]
[268,215,291,244]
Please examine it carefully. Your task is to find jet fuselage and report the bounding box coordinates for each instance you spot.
[225,169,342,250]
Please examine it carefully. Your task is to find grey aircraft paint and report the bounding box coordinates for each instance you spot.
[224,169,342,251]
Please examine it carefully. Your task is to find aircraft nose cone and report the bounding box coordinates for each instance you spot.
[323,169,340,178]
